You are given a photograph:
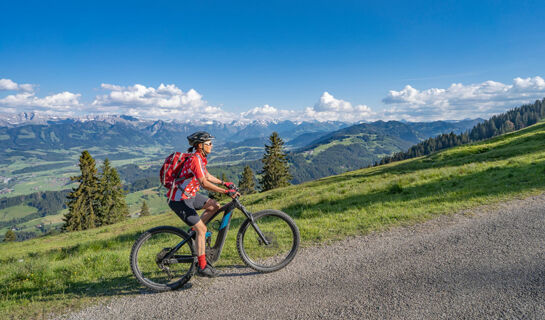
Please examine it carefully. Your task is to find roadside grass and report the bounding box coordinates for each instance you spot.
[1,121,545,318]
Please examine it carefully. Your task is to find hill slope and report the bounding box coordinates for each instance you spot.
[289,119,480,183]
[1,120,545,319]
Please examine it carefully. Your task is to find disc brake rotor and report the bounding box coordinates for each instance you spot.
[258,232,278,248]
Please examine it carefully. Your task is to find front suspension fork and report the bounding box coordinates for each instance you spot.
[236,199,271,245]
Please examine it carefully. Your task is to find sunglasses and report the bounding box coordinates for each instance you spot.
[203,141,213,146]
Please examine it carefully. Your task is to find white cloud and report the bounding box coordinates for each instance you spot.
[240,93,374,123]
[92,83,236,121]
[0,91,82,114]
[302,92,374,122]
[382,76,545,121]
[100,83,124,91]
[240,104,298,122]
[0,78,34,92]
[0,80,373,123]
[0,78,82,115]
[0,79,18,91]
[4,76,543,124]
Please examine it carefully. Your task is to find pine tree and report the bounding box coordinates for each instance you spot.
[97,158,129,225]
[4,230,16,242]
[239,165,256,195]
[63,151,100,231]
[260,132,292,191]
[140,200,150,217]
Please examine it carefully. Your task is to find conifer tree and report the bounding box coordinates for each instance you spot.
[239,165,256,195]
[260,132,292,191]
[4,230,16,242]
[140,200,150,217]
[97,158,129,225]
[63,151,100,231]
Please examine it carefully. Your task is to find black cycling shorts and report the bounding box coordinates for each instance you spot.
[168,193,209,226]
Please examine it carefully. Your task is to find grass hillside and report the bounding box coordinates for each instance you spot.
[1,121,545,319]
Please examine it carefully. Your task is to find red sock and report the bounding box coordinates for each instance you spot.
[198,254,207,270]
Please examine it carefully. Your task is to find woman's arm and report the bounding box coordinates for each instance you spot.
[202,172,239,198]
[198,176,228,194]
[205,172,224,185]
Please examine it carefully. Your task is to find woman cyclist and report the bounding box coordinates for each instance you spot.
[167,131,240,277]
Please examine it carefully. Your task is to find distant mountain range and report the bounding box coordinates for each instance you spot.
[0,112,349,151]
[0,112,483,184]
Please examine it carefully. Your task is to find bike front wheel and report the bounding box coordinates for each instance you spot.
[237,210,300,272]
[130,226,196,292]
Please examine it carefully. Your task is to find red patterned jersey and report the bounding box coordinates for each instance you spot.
[167,152,208,201]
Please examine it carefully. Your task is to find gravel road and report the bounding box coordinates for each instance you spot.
[58,194,545,320]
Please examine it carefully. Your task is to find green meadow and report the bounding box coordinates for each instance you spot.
[0,205,38,222]
[1,121,545,319]
[125,188,169,216]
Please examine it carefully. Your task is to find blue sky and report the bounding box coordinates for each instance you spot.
[1,0,545,122]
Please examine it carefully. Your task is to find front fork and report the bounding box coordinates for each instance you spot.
[235,199,271,246]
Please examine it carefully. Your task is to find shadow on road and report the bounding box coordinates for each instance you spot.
[217,265,261,278]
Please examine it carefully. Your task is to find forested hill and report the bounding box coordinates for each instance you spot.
[379,98,545,165]
[299,119,481,153]
[287,119,481,183]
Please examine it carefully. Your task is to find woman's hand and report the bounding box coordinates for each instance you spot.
[223,181,236,189]
[225,189,241,199]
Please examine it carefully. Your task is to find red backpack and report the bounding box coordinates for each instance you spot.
[159,152,192,192]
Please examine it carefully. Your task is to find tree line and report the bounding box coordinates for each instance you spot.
[377,99,545,165]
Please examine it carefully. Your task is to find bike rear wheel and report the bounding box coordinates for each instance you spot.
[130,226,196,292]
[237,210,300,272]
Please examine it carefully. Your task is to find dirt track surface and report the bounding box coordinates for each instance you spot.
[58,194,545,319]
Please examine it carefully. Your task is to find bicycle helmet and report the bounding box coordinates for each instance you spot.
[187,131,215,146]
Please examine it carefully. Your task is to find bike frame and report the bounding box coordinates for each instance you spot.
[162,197,270,265]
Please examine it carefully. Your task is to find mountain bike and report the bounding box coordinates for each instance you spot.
[130,195,300,292]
